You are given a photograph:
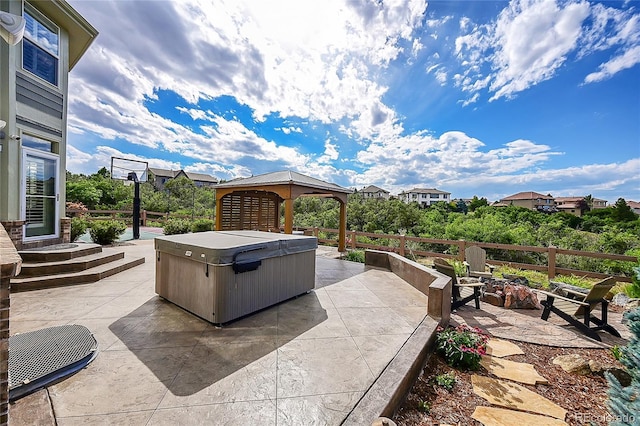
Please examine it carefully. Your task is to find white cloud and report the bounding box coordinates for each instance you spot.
[584,44,640,83]
[453,0,640,101]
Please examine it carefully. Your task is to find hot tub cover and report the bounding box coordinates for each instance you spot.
[154,230,317,266]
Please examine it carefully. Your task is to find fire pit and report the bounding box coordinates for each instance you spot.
[479,276,542,309]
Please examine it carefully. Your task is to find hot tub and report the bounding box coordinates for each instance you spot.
[154,230,317,324]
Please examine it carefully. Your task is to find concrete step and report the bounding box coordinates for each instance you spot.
[18,243,103,263]
[16,251,125,278]
[10,256,146,292]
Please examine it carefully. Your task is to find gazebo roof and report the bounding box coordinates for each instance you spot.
[215,170,353,194]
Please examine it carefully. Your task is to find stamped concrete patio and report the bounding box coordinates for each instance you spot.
[9,240,435,425]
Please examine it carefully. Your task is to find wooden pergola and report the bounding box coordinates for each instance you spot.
[214,171,352,251]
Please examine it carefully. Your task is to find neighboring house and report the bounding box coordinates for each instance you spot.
[500,191,557,212]
[592,198,608,209]
[398,188,451,208]
[627,200,640,215]
[360,185,390,200]
[148,168,217,190]
[555,197,589,217]
[0,0,97,250]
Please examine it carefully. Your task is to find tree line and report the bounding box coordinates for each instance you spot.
[66,168,639,261]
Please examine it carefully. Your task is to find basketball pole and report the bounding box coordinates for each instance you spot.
[127,172,140,240]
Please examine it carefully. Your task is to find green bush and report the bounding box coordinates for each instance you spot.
[626,266,640,298]
[344,250,365,263]
[70,217,89,242]
[606,308,640,425]
[88,220,126,245]
[191,219,214,233]
[434,372,456,391]
[163,219,191,235]
[436,324,489,370]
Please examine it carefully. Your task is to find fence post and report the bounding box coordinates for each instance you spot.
[548,245,557,279]
[314,227,319,238]
[350,230,356,249]
[141,210,147,226]
[458,240,466,261]
[399,235,405,257]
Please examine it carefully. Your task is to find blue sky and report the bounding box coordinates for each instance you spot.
[65,0,639,203]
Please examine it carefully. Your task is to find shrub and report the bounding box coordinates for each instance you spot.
[163,219,191,235]
[70,217,89,242]
[344,250,365,263]
[436,324,489,370]
[626,266,640,298]
[191,219,214,233]
[606,308,640,425]
[88,220,126,245]
[434,372,456,391]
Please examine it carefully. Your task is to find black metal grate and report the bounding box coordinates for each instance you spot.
[9,324,98,391]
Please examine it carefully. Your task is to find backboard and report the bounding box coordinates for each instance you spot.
[110,157,148,182]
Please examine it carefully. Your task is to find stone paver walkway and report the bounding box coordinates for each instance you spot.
[472,338,569,425]
[451,301,630,348]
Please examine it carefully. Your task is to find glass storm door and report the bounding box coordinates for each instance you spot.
[22,149,59,239]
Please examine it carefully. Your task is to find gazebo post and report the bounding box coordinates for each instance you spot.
[284,198,294,234]
[215,193,223,230]
[338,201,347,252]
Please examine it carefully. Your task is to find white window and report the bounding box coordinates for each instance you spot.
[22,7,59,86]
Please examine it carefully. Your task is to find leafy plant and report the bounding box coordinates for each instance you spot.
[626,266,640,298]
[417,400,431,413]
[436,324,489,370]
[610,345,623,361]
[344,250,365,263]
[88,220,126,245]
[434,372,456,391]
[163,218,191,235]
[191,219,214,233]
[70,217,89,242]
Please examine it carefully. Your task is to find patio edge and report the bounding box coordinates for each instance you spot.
[341,250,451,425]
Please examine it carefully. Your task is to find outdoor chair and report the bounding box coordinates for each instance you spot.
[536,277,621,341]
[433,258,483,310]
[464,246,495,278]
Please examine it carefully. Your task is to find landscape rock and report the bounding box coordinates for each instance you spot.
[612,293,630,306]
[588,360,632,386]
[503,284,542,309]
[625,298,640,311]
[482,292,504,307]
[552,354,591,375]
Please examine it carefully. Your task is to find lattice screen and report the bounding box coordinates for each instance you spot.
[220,191,281,231]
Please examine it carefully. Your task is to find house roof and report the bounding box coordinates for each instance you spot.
[184,172,218,183]
[148,168,217,183]
[362,185,389,193]
[400,188,450,195]
[555,197,584,203]
[148,168,178,178]
[501,191,554,201]
[31,0,98,70]
[214,170,352,194]
[627,200,640,209]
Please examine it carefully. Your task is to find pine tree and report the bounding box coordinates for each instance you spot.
[606,307,640,425]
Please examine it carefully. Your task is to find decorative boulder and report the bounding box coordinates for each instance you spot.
[482,292,504,307]
[553,354,591,375]
[503,284,542,310]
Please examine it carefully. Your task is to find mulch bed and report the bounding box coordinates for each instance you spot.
[393,341,622,426]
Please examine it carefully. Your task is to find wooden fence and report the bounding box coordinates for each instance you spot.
[304,227,637,283]
[66,210,637,283]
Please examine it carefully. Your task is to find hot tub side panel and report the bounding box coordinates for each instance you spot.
[156,252,216,322]
[277,250,316,300]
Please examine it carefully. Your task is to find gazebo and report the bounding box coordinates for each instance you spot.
[214,171,352,251]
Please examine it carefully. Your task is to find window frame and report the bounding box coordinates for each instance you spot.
[22,4,60,87]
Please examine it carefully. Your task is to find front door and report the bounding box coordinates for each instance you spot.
[22,148,59,240]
